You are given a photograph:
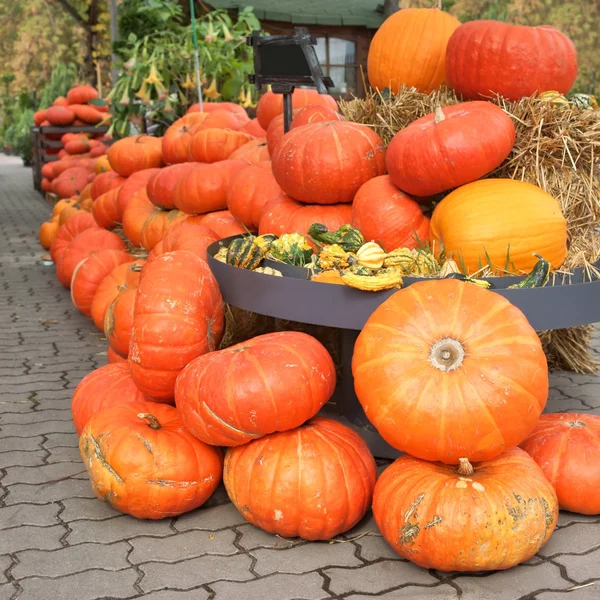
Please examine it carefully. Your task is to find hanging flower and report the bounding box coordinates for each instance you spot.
[204,21,216,43]
[136,81,151,104]
[144,64,166,93]
[203,79,221,100]
[124,57,136,71]
[119,87,130,106]
[181,74,195,90]
[221,24,234,42]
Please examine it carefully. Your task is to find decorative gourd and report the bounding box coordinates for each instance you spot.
[225,238,265,270]
[520,414,600,515]
[429,179,567,274]
[107,136,164,176]
[268,233,313,266]
[147,218,218,264]
[317,244,352,270]
[356,242,385,269]
[71,363,148,435]
[386,103,516,197]
[352,279,548,463]
[223,417,376,540]
[79,402,223,519]
[308,223,364,252]
[199,210,246,238]
[128,251,225,401]
[228,138,270,163]
[188,128,254,163]
[254,266,282,276]
[146,163,197,210]
[105,287,138,359]
[161,113,208,164]
[175,332,336,446]
[50,212,98,263]
[341,266,403,292]
[446,21,578,101]
[368,8,461,94]
[352,176,429,252]
[256,89,337,129]
[272,121,386,204]
[311,270,344,285]
[383,248,417,273]
[373,449,558,571]
[443,272,493,289]
[508,255,551,289]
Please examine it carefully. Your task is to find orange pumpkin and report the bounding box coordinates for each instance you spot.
[116,168,161,218]
[223,417,377,540]
[162,113,208,165]
[188,128,254,163]
[67,85,99,105]
[240,118,267,137]
[266,110,301,155]
[45,105,76,126]
[121,188,157,247]
[39,217,60,249]
[107,346,127,363]
[139,207,188,252]
[311,270,344,285]
[107,136,163,176]
[105,287,138,359]
[228,138,269,163]
[373,448,558,571]
[92,187,122,229]
[147,163,197,210]
[199,210,246,239]
[256,89,337,129]
[291,105,343,128]
[91,171,126,201]
[79,402,223,519]
[94,155,112,174]
[146,217,218,263]
[50,212,98,263]
[352,279,548,464]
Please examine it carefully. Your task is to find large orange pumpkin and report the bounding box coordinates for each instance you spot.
[291,105,343,128]
[67,85,99,105]
[351,175,429,251]
[266,110,301,154]
[161,113,208,164]
[188,128,254,163]
[128,251,225,401]
[71,363,148,435]
[105,288,138,359]
[373,448,558,571]
[108,136,163,176]
[240,118,267,137]
[352,279,548,464]
[116,168,161,218]
[228,138,269,163]
[139,207,188,252]
[50,212,98,263]
[271,121,386,204]
[199,210,245,238]
[224,417,377,540]
[147,218,218,263]
[91,171,126,201]
[52,167,93,199]
[429,179,568,274]
[79,402,223,519]
[146,163,196,210]
[107,346,127,364]
[121,188,157,247]
[367,8,461,93]
[256,89,337,129]
[520,413,600,515]
[175,332,336,446]
[45,105,76,126]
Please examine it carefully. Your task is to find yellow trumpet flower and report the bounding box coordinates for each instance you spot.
[144,64,166,92]
[181,73,195,90]
[221,24,234,42]
[135,81,151,104]
[203,79,221,100]
[118,87,130,106]
[204,21,216,44]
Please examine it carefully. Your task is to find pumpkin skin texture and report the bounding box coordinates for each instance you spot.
[368,8,461,94]
[188,128,254,163]
[79,402,223,519]
[45,105,76,126]
[223,417,376,540]
[272,122,386,204]
[162,113,208,164]
[50,212,98,263]
[352,175,429,252]
[199,210,245,238]
[39,218,60,249]
[122,188,157,247]
[138,207,188,252]
[266,110,301,155]
[291,105,343,128]
[67,85,99,105]
[91,171,126,201]
[175,332,336,446]
[147,163,196,210]
[429,179,567,274]
[105,287,138,359]
[129,251,225,401]
[227,162,283,229]
[228,138,269,163]
[373,448,558,571]
[147,218,218,263]
[257,89,337,130]
[116,168,162,218]
[352,279,548,464]
[108,136,164,176]
[71,363,148,435]
[240,118,267,137]
[107,346,127,363]
[445,21,578,101]
[386,102,516,197]
[92,187,122,229]
[520,414,600,515]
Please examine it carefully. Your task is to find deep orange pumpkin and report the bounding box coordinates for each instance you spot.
[121,188,157,247]
[45,105,76,126]
[79,402,223,519]
[92,187,123,229]
[266,110,301,155]
[139,207,188,252]
[256,89,337,129]
[50,212,98,263]
[240,118,267,137]
[199,210,245,238]
[373,448,558,571]
[351,175,430,251]
[146,163,197,210]
[146,218,218,263]
[223,417,377,540]
[116,168,162,218]
[107,346,127,363]
[187,101,249,125]
[520,413,600,515]
[67,85,99,105]
[175,332,336,446]
[108,136,164,176]
[91,171,126,201]
[52,167,93,199]
[105,287,138,359]
[291,105,343,128]
[272,121,386,204]
[188,128,254,163]
[228,138,269,163]
[71,363,148,435]
[352,279,548,464]
[128,251,225,401]
[161,113,208,164]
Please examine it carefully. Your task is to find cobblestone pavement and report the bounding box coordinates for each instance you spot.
[1,156,600,600]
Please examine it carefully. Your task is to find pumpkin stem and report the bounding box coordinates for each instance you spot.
[434,106,446,124]
[137,413,161,430]
[457,458,474,476]
[130,264,144,272]
[429,338,465,372]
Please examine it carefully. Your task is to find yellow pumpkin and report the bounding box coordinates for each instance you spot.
[52,197,77,218]
[94,154,112,174]
[39,216,60,250]
[429,179,567,274]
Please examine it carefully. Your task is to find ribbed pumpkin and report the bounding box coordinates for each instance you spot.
[188,101,250,124]
[79,402,223,519]
[386,102,516,197]
[91,171,126,201]
[429,179,567,274]
[71,363,148,435]
[175,332,336,446]
[67,85,99,105]
[45,105,76,126]
[129,251,225,401]
[50,212,98,263]
[105,287,138,359]
[352,176,429,252]
[224,417,377,540]
[352,279,548,464]
[266,110,301,154]
[51,167,93,199]
[90,260,144,331]
[94,155,112,174]
[228,138,270,163]
[147,218,218,263]
[240,118,266,137]
[368,8,460,94]
[188,128,254,163]
[445,21,578,101]
[92,187,122,229]
[199,210,245,238]
[271,121,386,204]
[108,136,163,176]
[122,188,157,248]
[139,208,188,252]
[71,250,132,316]
[107,346,127,363]
[39,217,60,250]
[116,168,161,218]
[256,89,337,129]
[146,163,197,210]
[161,113,208,164]
[226,162,283,229]
[520,414,600,515]
[291,105,343,128]
[373,448,558,571]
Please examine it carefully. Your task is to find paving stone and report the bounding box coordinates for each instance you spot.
[0,409,71,424]
[345,585,460,599]
[0,524,66,554]
[236,523,281,550]
[13,541,131,579]
[0,555,12,584]
[0,450,46,468]
[4,479,95,504]
[326,560,437,595]
[535,585,600,599]
[0,437,43,453]
[539,523,600,557]
[139,553,254,592]
[0,402,34,414]
[129,528,238,564]
[17,568,139,600]
[45,446,81,463]
[138,590,209,600]
[173,503,246,532]
[458,563,571,599]
[43,432,78,448]
[553,549,600,584]
[0,502,61,530]
[355,533,401,561]
[343,511,382,538]
[59,497,120,522]
[210,572,329,600]
[67,514,173,544]
[0,583,17,600]
[2,461,84,485]
[557,512,600,529]
[0,420,75,437]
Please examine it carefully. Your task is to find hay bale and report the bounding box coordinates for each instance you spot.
[219,305,275,350]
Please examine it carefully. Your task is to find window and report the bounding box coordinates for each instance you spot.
[315,36,359,98]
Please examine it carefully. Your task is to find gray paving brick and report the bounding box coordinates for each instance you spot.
[0,450,46,468]
[4,382,66,394]
[355,533,400,561]
[210,572,330,600]
[345,586,460,599]
[0,583,17,600]
[0,437,43,453]
[236,523,281,550]
[535,586,600,599]
[129,528,237,564]
[2,462,84,486]
[139,591,209,600]
[326,560,437,596]
[173,503,246,532]
[4,479,95,504]
[553,549,600,584]
[43,432,78,448]
[60,497,120,522]
[45,446,81,463]
[13,541,131,579]
[539,523,600,557]
[0,502,61,530]
[0,402,33,414]
[343,511,381,538]
[0,556,12,584]
[139,554,254,592]
[0,420,75,437]
[0,409,71,425]
[17,567,139,600]
[0,524,66,554]
[67,514,173,545]
[557,512,600,528]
